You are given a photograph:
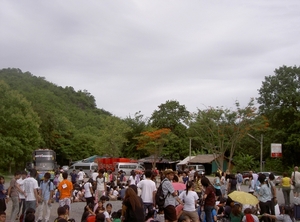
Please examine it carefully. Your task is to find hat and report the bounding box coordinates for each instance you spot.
[164,169,175,175]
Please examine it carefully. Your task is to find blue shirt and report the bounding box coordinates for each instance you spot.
[70,173,77,182]
[0,184,6,199]
[40,180,54,201]
[258,183,272,203]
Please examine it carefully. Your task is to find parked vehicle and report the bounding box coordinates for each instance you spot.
[96,157,137,172]
[68,161,98,177]
[62,165,69,172]
[114,162,145,176]
[187,164,205,175]
[242,171,252,185]
[257,171,281,185]
[29,149,57,181]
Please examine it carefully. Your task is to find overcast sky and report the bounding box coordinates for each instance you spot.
[1,1,299,118]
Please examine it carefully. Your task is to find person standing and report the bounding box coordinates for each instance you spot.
[236,171,243,191]
[16,171,27,219]
[227,174,237,194]
[137,169,157,216]
[162,169,184,222]
[36,172,54,222]
[84,178,94,206]
[70,170,77,185]
[257,174,272,222]
[128,171,136,185]
[0,176,7,212]
[279,172,292,206]
[213,172,222,200]
[201,177,216,222]
[23,169,39,220]
[77,169,85,184]
[92,170,99,182]
[57,172,73,209]
[96,170,106,202]
[8,171,24,221]
[291,166,300,197]
[220,172,227,197]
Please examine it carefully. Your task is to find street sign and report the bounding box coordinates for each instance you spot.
[271,143,282,157]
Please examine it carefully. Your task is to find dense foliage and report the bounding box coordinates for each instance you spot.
[1,65,299,173]
[257,65,300,166]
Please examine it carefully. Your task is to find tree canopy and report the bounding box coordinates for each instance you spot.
[257,65,300,165]
[2,65,300,172]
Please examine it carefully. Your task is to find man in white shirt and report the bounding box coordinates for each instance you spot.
[23,169,39,222]
[137,169,157,216]
[77,169,85,184]
[91,170,99,182]
[16,171,27,219]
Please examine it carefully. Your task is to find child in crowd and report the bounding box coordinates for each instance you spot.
[81,203,96,222]
[103,203,113,222]
[93,196,108,213]
[230,203,244,222]
[24,208,35,222]
[0,212,6,222]
[73,186,85,202]
[242,208,259,222]
[109,186,119,201]
[96,213,106,222]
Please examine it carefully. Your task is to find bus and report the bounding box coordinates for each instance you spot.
[33,149,57,181]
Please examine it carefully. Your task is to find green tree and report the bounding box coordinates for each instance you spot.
[0,81,42,172]
[233,153,258,172]
[188,99,268,170]
[257,65,300,165]
[96,116,132,157]
[122,111,149,158]
[150,100,190,159]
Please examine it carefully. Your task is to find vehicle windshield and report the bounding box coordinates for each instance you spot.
[35,162,55,171]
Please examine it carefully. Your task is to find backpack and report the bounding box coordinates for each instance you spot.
[237,174,243,183]
[40,180,54,192]
[155,179,169,209]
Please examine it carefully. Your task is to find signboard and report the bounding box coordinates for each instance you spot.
[271,143,282,157]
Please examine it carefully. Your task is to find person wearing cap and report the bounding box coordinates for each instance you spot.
[162,169,184,222]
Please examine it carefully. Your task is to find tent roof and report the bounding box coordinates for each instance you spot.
[188,154,220,164]
[177,156,195,165]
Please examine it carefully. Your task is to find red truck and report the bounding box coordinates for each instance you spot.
[96,157,137,172]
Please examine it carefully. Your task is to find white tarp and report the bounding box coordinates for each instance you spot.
[177,156,195,165]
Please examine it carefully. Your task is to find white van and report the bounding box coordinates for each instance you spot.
[187,164,205,174]
[114,163,144,176]
[68,161,98,177]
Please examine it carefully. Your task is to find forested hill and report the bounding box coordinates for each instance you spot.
[0,68,122,169]
[0,68,112,125]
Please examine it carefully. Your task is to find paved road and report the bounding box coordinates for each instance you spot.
[3,177,297,221]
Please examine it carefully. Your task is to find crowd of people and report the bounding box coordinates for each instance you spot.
[0,166,300,222]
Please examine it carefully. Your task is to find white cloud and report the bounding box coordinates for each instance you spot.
[1,0,300,118]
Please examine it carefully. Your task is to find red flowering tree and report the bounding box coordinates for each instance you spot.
[136,128,171,168]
